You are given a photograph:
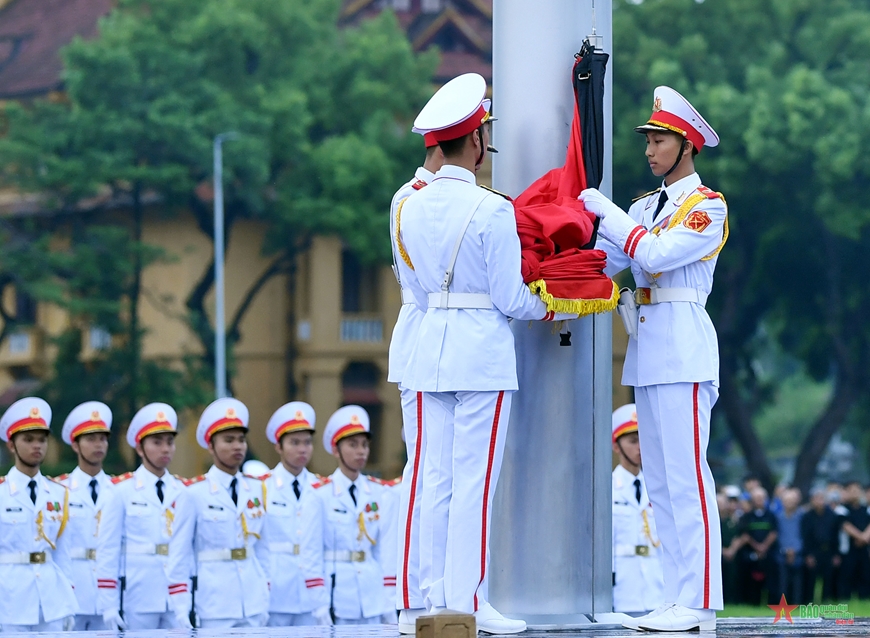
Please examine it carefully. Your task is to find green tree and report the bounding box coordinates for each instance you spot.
[613,0,870,495]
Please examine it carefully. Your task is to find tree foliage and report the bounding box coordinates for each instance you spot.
[613,0,870,493]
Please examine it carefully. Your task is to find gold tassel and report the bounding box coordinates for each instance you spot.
[642,510,661,548]
[528,280,619,317]
[94,510,102,538]
[164,508,174,537]
[240,512,260,541]
[395,197,415,270]
[357,512,376,546]
[35,511,56,551]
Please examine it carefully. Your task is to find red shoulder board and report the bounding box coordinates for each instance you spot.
[48,476,68,487]
[111,472,134,485]
[367,476,389,486]
[0,477,5,485]
[411,179,427,191]
[385,476,402,487]
[53,473,69,482]
[243,472,268,481]
[696,185,720,200]
[312,477,332,490]
[181,475,206,487]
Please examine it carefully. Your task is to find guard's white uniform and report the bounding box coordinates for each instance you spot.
[263,465,327,625]
[0,467,77,631]
[316,469,397,623]
[399,164,548,614]
[597,171,725,610]
[168,466,270,628]
[388,166,433,612]
[56,467,114,630]
[96,466,186,629]
[611,465,665,612]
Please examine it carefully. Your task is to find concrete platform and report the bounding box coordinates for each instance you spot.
[4,618,869,638]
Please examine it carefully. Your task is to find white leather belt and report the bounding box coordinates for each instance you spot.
[198,548,247,562]
[126,542,169,556]
[401,289,415,305]
[270,542,300,555]
[635,287,708,307]
[614,544,652,557]
[428,292,492,310]
[324,550,366,563]
[70,547,97,561]
[0,551,50,564]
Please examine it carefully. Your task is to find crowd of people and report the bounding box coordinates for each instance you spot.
[719,477,870,606]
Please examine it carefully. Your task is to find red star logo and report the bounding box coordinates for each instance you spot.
[768,594,799,623]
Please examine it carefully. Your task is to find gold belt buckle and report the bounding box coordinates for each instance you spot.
[293,544,300,555]
[635,545,650,556]
[231,547,247,560]
[29,552,46,564]
[350,550,365,562]
[85,548,97,561]
[155,544,169,556]
[635,288,651,305]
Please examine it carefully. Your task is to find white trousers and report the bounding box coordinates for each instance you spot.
[1,608,66,632]
[74,614,107,631]
[334,616,381,625]
[395,385,425,611]
[266,612,315,626]
[123,610,178,630]
[419,390,512,614]
[198,613,268,628]
[635,382,723,610]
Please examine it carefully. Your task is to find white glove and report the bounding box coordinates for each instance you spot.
[313,605,333,626]
[62,616,75,632]
[102,609,127,630]
[171,591,194,629]
[381,611,398,624]
[174,609,194,629]
[579,188,624,219]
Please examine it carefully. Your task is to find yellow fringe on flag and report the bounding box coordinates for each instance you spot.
[528,280,619,317]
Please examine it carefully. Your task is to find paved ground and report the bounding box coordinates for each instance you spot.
[6,618,870,638]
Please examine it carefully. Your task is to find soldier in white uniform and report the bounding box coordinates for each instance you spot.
[581,86,725,632]
[389,133,444,634]
[610,404,665,614]
[0,397,77,632]
[96,403,186,629]
[56,401,118,630]
[316,405,398,625]
[262,401,330,626]
[167,397,269,629]
[399,73,568,634]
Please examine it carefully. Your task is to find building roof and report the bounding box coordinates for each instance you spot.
[0,0,112,99]
[340,0,492,83]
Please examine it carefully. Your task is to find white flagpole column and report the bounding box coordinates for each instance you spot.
[490,0,613,626]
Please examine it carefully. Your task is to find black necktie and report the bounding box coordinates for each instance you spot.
[293,478,301,501]
[90,478,98,504]
[28,479,37,504]
[156,479,164,504]
[349,484,357,507]
[230,477,238,506]
[653,190,668,220]
[634,478,642,504]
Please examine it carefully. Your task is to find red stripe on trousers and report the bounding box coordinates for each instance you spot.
[692,383,711,608]
[474,391,505,613]
[402,392,424,609]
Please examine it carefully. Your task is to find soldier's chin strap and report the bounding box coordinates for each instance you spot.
[616,439,641,470]
[662,138,688,179]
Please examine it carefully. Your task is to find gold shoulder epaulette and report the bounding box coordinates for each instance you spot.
[312,477,332,490]
[181,475,206,487]
[696,185,722,200]
[632,188,661,203]
[480,184,513,201]
[111,472,134,485]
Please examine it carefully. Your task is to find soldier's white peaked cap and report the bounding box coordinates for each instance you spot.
[413,72,491,142]
[1,396,51,441]
[635,85,719,150]
[612,403,639,443]
[62,401,112,444]
[266,401,316,444]
[197,397,249,449]
[126,402,177,448]
[322,404,370,452]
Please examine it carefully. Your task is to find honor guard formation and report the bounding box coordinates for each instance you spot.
[0,75,740,634]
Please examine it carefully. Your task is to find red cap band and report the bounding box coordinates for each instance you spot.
[432,104,488,143]
[424,132,439,147]
[612,420,638,443]
[646,110,705,151]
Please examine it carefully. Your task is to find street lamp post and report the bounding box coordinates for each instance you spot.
[213,132,238,399]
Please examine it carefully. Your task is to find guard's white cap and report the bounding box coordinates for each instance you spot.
[412,73,492,143]
[266,401,315,444]
[242,459,270,478]
[196,397,248,449]
[62,401,112,444]
[635,86,719,150]
[0,397,51,442]
[322,404,370,452]
[612,403,638,443]
[126,403,177,448]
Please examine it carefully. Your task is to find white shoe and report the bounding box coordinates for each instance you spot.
[637,605,716,631]
[398,608,427,634]
[621,603,674,630]
[474,603,526,635]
